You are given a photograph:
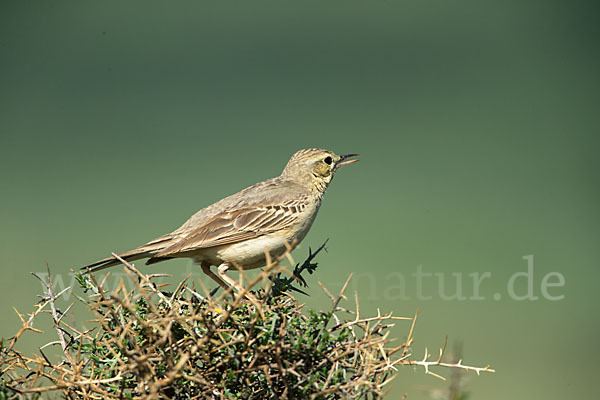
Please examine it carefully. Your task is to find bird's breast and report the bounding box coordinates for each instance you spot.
[288,201,321,244]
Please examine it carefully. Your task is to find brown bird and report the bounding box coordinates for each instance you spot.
[81,148,359,293]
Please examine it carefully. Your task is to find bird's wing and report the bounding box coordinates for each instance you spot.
[152,203,303,258]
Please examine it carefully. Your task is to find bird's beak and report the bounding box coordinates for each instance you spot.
[335,153,360,169]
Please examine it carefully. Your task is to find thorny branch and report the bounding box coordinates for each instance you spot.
[31,265,74,366]
[1,243,493,399]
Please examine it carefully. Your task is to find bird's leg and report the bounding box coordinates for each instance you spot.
[201,262,230,295]
[216,263,259,303]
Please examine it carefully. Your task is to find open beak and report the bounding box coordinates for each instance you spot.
[335,153,360,169]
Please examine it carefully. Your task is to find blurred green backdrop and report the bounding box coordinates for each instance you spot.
[1,1,598,398]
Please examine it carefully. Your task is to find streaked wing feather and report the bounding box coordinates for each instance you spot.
[154,205,300,257]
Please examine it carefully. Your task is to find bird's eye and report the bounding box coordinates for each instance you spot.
[324,156,333,165]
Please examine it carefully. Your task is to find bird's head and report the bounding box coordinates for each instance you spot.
[282,148,359,193]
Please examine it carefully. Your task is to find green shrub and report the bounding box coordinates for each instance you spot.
[0,245,492,399]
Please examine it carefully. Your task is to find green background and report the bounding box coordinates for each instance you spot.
[1,1,598,398]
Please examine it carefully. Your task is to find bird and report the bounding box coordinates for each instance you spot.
[81,148,359,294]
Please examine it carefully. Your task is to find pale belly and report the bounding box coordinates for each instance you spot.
[191,204,319,269]
[217,234,289,269]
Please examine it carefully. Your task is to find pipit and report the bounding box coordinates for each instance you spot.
[81,148,359,294]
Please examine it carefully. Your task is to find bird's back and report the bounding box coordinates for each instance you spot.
[174,175,312,234]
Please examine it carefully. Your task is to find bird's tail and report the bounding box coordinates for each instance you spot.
[80,234,176,274]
